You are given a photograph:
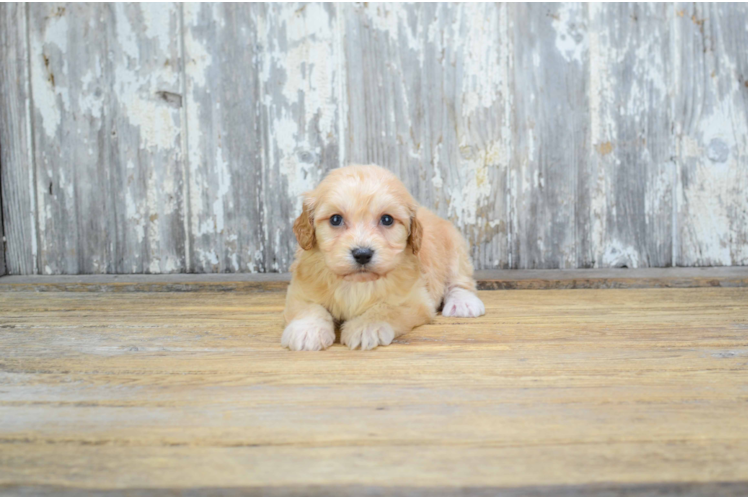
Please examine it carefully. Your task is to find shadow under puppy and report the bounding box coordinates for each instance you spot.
[283,164,485,351]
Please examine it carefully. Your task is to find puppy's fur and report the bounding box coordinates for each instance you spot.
[282,164,485,351]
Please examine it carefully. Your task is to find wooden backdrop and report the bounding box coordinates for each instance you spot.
[1,3,746,275]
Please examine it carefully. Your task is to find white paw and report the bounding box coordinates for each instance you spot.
[281,317,335,351]
[442,288,485,318]
[341,321,395,350]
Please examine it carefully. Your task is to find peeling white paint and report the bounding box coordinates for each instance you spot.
[142,3,172,51]
[262,3,339,222]
[431,142,443,190]
[113,4,180,151]
[448,141,503,226]
[77,69,104,120]
[678,77,748,265]
[601,240,641,268]
[274,114,311,217]
[367,4,421,53]
[588,14,614,265]
[30,13,69,139]
[13,3,748,274]
[183,4,213,88]
[459,4,502,118]
[678,168,735,265]
[552,3,587,64]
[211,146,230,235]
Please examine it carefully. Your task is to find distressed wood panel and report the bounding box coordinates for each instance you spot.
[260,3,343,271]
[0,3,37,275]
[509,3,588,269]
[183,4,265,273]
[674,3,748,266]
[2,2,748,274]
[343,3,511,268]
[580,3,674,268]
[108,4,187,273]
[184,3,341,273]
[0,175,4,275]
[0,187,4,276]
[28,3,185,274]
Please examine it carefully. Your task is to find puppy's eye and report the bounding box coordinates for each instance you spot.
[380,214,394,226]
[329,214,343,226]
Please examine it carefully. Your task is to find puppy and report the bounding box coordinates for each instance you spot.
[282,164,485,351]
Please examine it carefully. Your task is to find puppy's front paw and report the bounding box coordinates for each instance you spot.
[341,321,395,350]
[442,288,485,318]
[281,317,335,351]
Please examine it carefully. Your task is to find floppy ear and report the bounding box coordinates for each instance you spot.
[408,213,423,255]
[292,200,316,251]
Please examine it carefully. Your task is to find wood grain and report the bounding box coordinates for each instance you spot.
[509,3,587,269]
[183,4,264,273]
[261,3,343,272]
[0,184,4,276]
[1,287,747,494]
[2,3,748,274]
[27,3,186,274]
[343,3,511,268]
[581,3,674,268]
[0,3,36,275]
[183,4,343,273]
[673,3,748,266]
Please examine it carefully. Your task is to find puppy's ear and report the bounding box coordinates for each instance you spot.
[408,213,423,255]
[293,200,316,251]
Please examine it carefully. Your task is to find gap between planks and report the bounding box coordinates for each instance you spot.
[0,267,747,292]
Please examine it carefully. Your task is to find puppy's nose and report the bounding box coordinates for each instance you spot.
[351,247,374,265]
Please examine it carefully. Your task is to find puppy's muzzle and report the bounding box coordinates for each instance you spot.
[351,247,374,265]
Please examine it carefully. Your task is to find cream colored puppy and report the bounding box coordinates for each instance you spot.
[282,164,484,351]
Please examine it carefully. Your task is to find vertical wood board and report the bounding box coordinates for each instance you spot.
[27,3,185,274]
[673,3,748,266]
[0,3,37,275]
[343,3,512,268]
[579,3,674,268]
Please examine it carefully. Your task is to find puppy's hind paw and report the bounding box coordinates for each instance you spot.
[341,321,395,350]
[282,317,335,351]
[442,288,485,318]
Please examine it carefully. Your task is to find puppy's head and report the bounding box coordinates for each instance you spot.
[293,165,422,282]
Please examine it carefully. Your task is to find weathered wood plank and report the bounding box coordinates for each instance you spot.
[182,4,265,273]
[0,181,4,276]
[674,3,748,266]
[581,3,674,268]
[28,3,185,274]
[109,3,187,273]
[1,287,747,493]
[184,3,342,273]
[0,3,37,275]
[509,3,588,269]
[343,3,511,268]
[260,3,343,271]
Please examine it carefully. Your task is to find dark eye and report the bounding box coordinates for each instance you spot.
[330,214,343,226]
[380,214,394,226]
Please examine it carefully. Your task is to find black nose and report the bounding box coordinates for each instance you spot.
[352,247,374,265]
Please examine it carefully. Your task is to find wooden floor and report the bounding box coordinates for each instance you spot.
[1,285,748,495]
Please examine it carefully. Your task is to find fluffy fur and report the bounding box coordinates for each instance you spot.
[282,164,485,351]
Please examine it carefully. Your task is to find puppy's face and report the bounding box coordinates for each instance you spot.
[293,166,422,282]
